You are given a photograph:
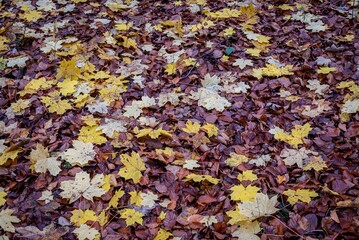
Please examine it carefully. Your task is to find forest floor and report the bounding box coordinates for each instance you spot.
[0,0,358,239]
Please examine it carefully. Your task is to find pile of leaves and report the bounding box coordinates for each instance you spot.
[0,0,358,239]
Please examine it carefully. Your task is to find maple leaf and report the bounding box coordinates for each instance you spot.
[271,123,312,148]
[225,153,249,167]
[280,147,316,168]
[136,127,172,139]
[120,36,137,49]
[283,189,318,205]
[119,152,146,183]
[226,207,248,224]
[70,209,97,226]
[30,144,61,176]
[108,189,125,209]
[141,191,159,208]
[0,147,21,166]
[41,91,72,114]
[62,140,96,166]
[154,229,172,240]
[237,170,258,181]
[165,63,177,75]
[129,190,143,206]
[342,99,359,113]
[232,221,261,240]
[119,208,144,226]
[233,58,253,69]
[183,120,201,134]
[238,193,278,219]
[201,123,218,137]
[0,188,6,206]
[73,224,100,240]
[78,126,107,145]
[317,67,336,74]
[249,154,271,167]
[303,156,327,171]
[230,185,260,202]
[97,118,127,137]
[183,159,201,170]
[60,172,106,203]
[185,174,219,184]
[38,190,53,204]
[190,88,231,112]
[56,59,82,80]
[0,209,20,233]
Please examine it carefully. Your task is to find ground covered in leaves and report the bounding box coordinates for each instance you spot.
[0,0,358,239]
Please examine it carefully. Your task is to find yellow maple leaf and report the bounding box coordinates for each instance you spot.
[246,48,261,56]
[57,79,78,96]
[226,207,248,224]
[108,189,125,209]
[225,153,249,167]
[129,190,143,206]
[41,91,72,114]
[237,170,258,181]
[185,174,219,185]
[304,156,327,171]
[317,67,336,74]
[19,10,42,22]
[158,211,166,220]
[154,229,172,240]
[70,209,97,226]
[201,123,218,137]
[136,128,172,139]
[11,99,30,113]
[183,120,201,134]
[230,185,260,202]
[56,59,82,80]
[119,208,144,226]
[0,188,6,206]
[119,152,146,183]
[99,86,123,104]
[261,64,293,77]
[0,147,21,166]
[20,77,55,96]
[274,123,312,148]
[101,174,113,191]
[120,36,136,49]
[165,63,177,75]
[97,211,108,226]
[283,189,318,205]
[223,27,235,37]
[78,125,107,144]
[116,23,132,31]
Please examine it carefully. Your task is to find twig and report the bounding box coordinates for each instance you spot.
[270,215,305,239]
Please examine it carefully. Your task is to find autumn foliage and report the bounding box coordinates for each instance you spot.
[0,0,358,239]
